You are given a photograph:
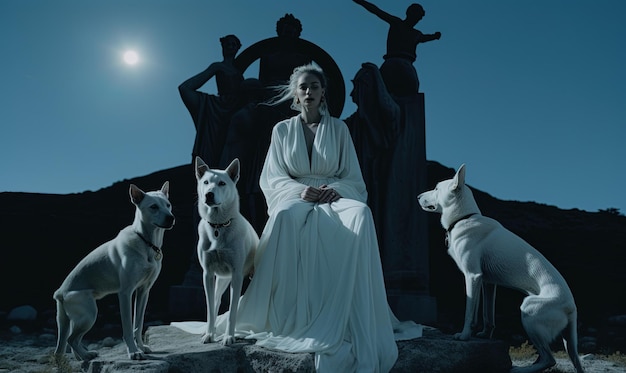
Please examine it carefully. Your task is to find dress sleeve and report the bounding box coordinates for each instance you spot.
[259,120,307,216]
[325,117,368,204]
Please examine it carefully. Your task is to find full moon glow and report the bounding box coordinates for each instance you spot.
[123,50,139,65]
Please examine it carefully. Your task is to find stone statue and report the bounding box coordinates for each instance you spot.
[344,62,400,253]
[353,0,441,95]
[345,1,440,323]
[178,34,245,168]
[259,13,313,88]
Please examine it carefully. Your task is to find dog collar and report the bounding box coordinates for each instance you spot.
[135,231,163,260]
[445,213,477,247]
[446,213,477,233]
[208,219,232,238]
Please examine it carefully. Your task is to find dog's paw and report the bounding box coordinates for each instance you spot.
[221,335,236,346]
[453,332,471,341]
[201,333,215,344]
[128,351,147,360]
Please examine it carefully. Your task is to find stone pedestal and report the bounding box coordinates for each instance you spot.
[79,325,512,373]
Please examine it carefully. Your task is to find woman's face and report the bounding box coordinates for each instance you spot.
[296,72,325,111]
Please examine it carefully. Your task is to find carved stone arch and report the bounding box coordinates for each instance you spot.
[234,37,345,117]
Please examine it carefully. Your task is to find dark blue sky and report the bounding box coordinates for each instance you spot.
[1,0,624,213]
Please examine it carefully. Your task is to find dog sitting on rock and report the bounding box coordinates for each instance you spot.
[418,165,583,373]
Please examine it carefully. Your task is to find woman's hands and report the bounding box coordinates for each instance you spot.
[300,184,341,203]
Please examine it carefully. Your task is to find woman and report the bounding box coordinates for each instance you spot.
[175,63,421,372]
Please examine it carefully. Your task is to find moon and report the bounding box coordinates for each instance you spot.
[123,50,139,65]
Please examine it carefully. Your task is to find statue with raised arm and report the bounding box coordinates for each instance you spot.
[353,0,441,96]
[178,34,244,168]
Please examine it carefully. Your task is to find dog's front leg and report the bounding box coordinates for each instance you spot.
[201,271,217,344]
[133,285,152,353]
[455,272,483,341]
[476,283,496,339]
[223,272,243,345]
[118,289,145,360]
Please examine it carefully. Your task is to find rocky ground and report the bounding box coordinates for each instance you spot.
[2,305,625,372]
[0,325,624,373]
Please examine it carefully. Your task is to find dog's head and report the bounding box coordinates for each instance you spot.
[417,164,468,214]
[195,156,240,210]
[418,164,480,228]
[130,182,175,229]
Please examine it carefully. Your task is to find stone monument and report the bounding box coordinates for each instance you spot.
[173,6,441,325]
[352,0,442,323]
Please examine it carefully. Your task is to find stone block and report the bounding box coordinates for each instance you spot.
[81,325,511,372]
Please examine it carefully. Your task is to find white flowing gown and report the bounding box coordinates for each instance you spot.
[173,114,422,372]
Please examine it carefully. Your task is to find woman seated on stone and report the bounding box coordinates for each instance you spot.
[175,63,421,372]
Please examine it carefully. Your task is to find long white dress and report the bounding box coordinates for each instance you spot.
[173,114,422,372]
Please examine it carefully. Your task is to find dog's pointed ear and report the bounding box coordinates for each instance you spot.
[226,158,240,184]
[195,156,209,180]
[129,184,146,205]
[161,181,170,198]
[451,164,466,191]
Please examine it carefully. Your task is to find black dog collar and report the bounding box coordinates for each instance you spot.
[445,213,477,247]
[135,231,163,260]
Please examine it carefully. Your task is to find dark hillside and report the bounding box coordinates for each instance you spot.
[0,164,197,316]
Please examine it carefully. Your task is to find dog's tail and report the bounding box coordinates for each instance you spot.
[562,311,585,373]
[53,291,70,355]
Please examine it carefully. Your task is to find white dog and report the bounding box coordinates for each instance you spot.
[195,156,259,345]
[54,182,174,361]
[418,165,584,373]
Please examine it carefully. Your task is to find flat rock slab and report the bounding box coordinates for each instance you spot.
[81,325,511,372]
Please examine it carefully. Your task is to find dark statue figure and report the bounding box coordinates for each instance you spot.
[178,34,245,168]
[345,60,433,322]
[344,62,400,249]
[259,14,312,88]
[353,0,441,95]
